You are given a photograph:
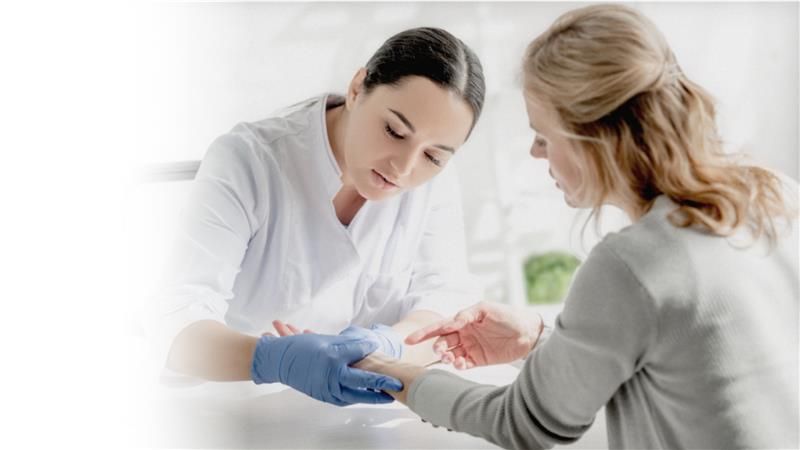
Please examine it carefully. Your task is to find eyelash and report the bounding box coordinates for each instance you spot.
[385,124,442,167]
[385,124,404,139]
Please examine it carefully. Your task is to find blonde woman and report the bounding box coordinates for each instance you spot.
[356,4,799,449]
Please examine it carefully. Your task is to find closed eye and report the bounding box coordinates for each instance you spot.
[386,123,443,167]
[385,124,404,140]
[425,153,442,167]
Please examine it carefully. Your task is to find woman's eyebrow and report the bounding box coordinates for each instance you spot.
[433,144,455,153]
[389,108,416,132]
[388,108,455,153]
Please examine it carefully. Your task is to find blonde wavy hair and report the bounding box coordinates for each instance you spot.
[522,3,795,246]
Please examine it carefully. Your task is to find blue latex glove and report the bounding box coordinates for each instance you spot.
[251,333,403,406]
[339,324,403,359]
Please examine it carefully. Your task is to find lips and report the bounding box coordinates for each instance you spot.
[371,169,400,191]
[374,169,399,187]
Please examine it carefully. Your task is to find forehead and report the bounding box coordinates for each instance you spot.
[523,91,557,130]
[366,76,474,144]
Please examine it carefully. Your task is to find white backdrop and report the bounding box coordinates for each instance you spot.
[0,2,795,448]
[134,1,799,306]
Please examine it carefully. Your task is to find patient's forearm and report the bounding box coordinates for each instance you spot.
[391,310,443,365]
[166,320,258,381]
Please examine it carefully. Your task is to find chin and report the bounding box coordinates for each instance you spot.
[563,192,582,209]
[356,185,396,202]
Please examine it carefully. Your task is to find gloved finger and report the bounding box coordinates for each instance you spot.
[337,387,395,405]
[340,367,403,392]
[338,325,362,336]
[320,394,348,407]
[336,339,379,362]
[272,320,294,336]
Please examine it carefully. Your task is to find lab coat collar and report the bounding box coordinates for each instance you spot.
[315,93,347,201]
[300,93,405,250]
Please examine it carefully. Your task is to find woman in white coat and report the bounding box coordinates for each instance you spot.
[147,27,486,406]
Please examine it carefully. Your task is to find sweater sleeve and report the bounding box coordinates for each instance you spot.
[407,241,657,449]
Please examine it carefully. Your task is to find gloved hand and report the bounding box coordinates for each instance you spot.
[251,333,403,406]
[339,324,403,359]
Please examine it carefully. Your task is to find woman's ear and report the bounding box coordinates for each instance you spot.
[345,67,368,110]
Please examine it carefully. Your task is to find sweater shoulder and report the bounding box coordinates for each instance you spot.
[598,201,698,310]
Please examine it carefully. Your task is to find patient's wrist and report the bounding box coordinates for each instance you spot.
[354,353,425,404]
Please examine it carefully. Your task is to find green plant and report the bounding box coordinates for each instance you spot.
[523,251,581,304]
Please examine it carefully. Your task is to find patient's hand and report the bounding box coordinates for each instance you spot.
[405,301,544,369]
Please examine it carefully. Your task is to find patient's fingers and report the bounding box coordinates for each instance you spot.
[261,331,276,337]
[286,323,302,335]
[406,318,468,345]
[441,345,468,364]
[463,356,477,370]
[407,306,483,345]
[272,320,294,336]
[405,319,451,345]
[432,334,460,354]
[454,356,469,370]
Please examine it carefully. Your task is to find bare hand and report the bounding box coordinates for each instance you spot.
[265,320,314,337]
[405,301,543,369]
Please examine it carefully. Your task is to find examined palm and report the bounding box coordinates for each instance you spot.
[405,302,543,370]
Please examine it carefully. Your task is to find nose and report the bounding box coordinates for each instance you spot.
[530,140,546,159]
[389,148,419,177]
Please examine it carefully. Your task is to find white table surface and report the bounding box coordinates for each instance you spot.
[139,359,607,449]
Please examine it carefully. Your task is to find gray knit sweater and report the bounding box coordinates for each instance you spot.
[408,195,799,449]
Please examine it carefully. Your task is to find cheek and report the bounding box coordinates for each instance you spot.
[551,146,579,183]
[411,165,440,185]
[345,127,380,163]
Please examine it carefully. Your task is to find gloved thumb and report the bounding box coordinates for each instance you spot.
[336,338,379,362]
[369,323,403,359]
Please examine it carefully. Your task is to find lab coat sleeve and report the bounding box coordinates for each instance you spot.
[406,241,658,449]
[143,129,271,368]
[403,167,482,319]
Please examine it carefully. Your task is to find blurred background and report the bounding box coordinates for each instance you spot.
[2,2,795,448]
[129,1,799,314]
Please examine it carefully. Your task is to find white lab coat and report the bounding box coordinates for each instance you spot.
[145,94,480,367]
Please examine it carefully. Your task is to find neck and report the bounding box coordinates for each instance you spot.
[610,197,645,223]
[325,104,354,189]
[325,102,366,225]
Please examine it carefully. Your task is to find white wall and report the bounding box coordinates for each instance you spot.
[134,1,799,305]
